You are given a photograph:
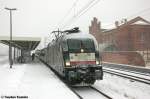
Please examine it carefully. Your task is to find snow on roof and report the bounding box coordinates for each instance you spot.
[0,36,41,41]
[102,25,116,30]
[64,32,96,40]
[0,36,41,50]
[62,32,99,49]
[131,20,150,25]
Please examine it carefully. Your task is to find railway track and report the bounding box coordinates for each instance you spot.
[37,58,83,99]
[89,86,112,99]
[103,63,150,76]
[104,66,150,76]
[103,68,150,85]
[73,86,112,99]
[38,57,112,99]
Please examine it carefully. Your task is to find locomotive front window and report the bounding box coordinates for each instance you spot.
[82,39,95,51]
[67,39,81,50]
[62,41,68,51]
[67,39,95,52]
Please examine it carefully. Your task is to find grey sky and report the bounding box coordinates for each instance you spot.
[0,0,150,38]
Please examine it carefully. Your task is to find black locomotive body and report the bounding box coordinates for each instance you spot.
[37,31,103,86]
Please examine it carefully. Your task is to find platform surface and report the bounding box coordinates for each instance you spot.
[0,57,78,99]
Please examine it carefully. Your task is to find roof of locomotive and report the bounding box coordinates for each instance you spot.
[62,32,96,40]
[47,32,99,50]
[60,32,98,48]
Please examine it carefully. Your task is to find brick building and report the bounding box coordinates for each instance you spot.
[89,16,150,66]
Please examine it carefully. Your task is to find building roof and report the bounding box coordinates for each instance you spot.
[132,20,150,25]
[0,36,41,50]
[119,16,150,28]
[102,16,150,33]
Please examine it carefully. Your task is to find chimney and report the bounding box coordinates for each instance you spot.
[124,19,127,23]
[115,21,119,28]
[94,17,97,22]
[98,21,101,32]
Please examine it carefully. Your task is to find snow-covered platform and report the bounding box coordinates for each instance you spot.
[0,57,78,99]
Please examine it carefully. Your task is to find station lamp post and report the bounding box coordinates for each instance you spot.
[5,7,17,68]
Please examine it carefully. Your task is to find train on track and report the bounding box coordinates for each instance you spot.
[36,27,103,86]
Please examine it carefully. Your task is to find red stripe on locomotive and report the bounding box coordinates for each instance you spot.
[70,61,96,65]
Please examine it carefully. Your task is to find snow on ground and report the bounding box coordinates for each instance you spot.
[74,87,108,99]
[0,57,78,99]
[1,55,150,99]
[104,67,150,79]
[0,56,8,64]
[94,73,150,99]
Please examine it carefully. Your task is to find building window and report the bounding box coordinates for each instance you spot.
[140,32,144,43]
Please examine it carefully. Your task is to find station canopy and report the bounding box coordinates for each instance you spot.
[0,36,41,50]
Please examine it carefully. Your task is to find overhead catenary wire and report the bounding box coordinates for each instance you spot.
[57,0,150,30]
[50,0,100,42]
[48,0,79,44]
[52,0,150,39]
[127,7,150,19]
[77,0,101,18]
[61,0,102,29]
[68,0,102,28]
[61,0,101,29]
[56,0,79,29]
[59,0,94,29]
[102,7,150,28]
[75,0,98,18]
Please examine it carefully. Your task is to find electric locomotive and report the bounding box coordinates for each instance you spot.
[37,28,103,86]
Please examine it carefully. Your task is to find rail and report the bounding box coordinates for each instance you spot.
[103,68,150,85]
[37,57,83,99]
[103,62,150,76]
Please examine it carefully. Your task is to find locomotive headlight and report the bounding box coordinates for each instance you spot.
[81,49,84,53]
[66,61,70,66]
[96,60,99,65]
